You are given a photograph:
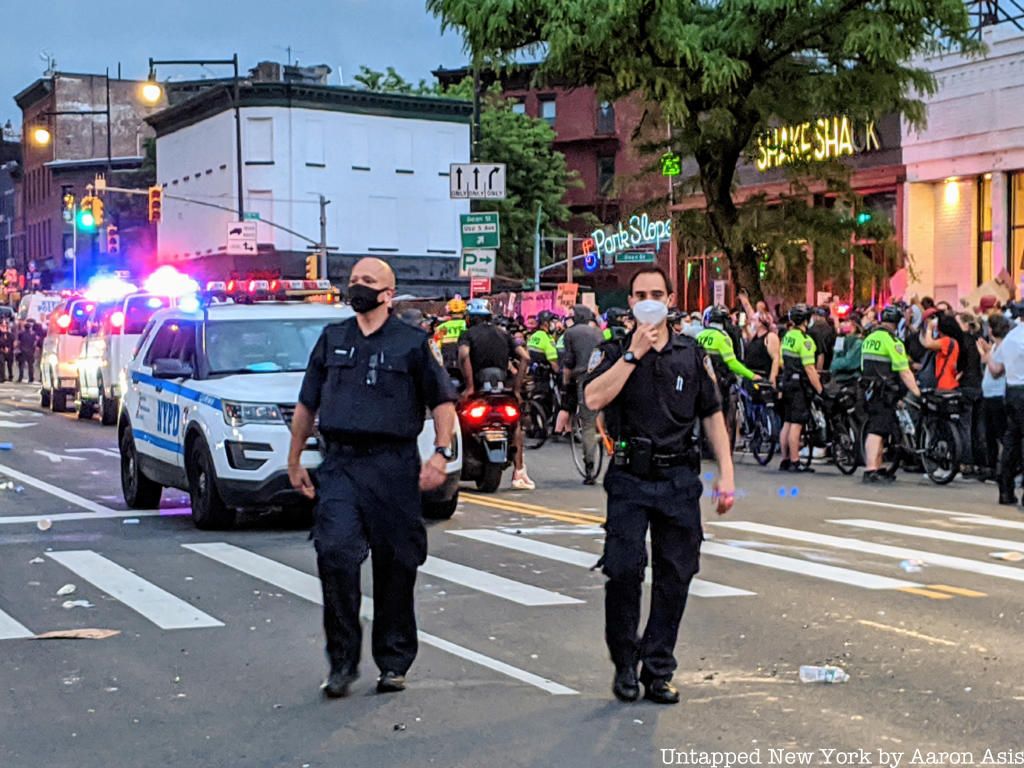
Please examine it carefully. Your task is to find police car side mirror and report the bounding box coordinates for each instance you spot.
[152,358,194,379]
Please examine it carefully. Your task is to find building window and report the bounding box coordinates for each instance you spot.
[597,101,615,134]
[978,174,994,284]
[539,97,556,126]
[511,101,526,116]
[1012,172,1024,277]
[245,117,274,164]
[598,156,616,196]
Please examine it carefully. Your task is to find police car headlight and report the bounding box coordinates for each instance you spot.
[222,401,283,427]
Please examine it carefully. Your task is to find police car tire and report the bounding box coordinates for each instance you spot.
[51,386,68,413]
[77,397,95,420]
[120,426,163,509]
[99,383,118,427]
[187,436,235,530]
[422,491,459,520]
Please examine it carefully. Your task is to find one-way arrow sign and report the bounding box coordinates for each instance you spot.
[450,163,506,200]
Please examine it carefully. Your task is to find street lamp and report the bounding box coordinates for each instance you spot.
[31,127,51,146]
[146,54,245,222]
[140,81,163,105]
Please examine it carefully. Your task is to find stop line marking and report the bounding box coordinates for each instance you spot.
[0,608,33,640]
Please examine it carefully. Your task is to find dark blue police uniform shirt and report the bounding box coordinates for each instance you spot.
[298,314,457,441]
[584,331,722,452]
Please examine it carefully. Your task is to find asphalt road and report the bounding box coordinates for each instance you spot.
[1,379,1023,768]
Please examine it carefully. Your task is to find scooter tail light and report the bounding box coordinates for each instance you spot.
[501,404,520,422]
[467,404,489,421]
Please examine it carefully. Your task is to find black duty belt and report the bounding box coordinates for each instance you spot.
[652,450,700,469]
[322,434,416,456]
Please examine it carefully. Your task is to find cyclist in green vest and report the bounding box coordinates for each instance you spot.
[860,305,921,483]
[697,306,760,446]
[527,311,560,374]
[779,304,823,472]
[434,298,468,375]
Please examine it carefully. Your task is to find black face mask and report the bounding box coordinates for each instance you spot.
[348,283,386,314]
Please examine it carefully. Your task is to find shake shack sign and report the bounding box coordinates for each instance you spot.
[755,116,882,172]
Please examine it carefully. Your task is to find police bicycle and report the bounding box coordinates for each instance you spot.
[871,388,964,484]
[523,361,563,449]
[822,380,865,476]
[736,380,779,466]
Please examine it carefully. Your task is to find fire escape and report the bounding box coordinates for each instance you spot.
[966,0,1024,35]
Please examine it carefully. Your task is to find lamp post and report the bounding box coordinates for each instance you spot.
[30,67,114,176]
[143,54,245,222]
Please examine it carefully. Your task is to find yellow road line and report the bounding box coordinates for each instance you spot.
[927,584,987,598]
[856,619,959,646]
[897,587,954,600]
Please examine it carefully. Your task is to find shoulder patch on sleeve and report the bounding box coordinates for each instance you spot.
[586,349,604,373]
[894,342,905,355]
[803,339,813,351]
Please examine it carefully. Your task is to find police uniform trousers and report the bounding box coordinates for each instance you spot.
[313,441,427,676]
[601,464,703,683]
[999,386,1024,499]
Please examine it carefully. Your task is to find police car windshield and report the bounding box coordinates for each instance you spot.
[205,318,327,375]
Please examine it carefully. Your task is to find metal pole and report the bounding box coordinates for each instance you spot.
[533,202,542,289]
[233,54,245,222]
[666,119,678,307]
[566,233,574,284]
[105,68,112,178]
[72,201,78,291]
[471,56,481,163]
[318,194,329,280]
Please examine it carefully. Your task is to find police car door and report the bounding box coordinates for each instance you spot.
[134,319,196,469]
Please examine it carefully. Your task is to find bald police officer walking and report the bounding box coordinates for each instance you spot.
[584,266,736,705]
[288,258,458,699]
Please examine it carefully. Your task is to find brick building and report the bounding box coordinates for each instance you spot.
[1,136,20,269]
[13,72,166,288]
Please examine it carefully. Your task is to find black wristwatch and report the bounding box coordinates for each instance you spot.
[622,351,638,365]
[435,445,454,460]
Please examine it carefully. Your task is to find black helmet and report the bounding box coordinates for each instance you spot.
[704,305,729,327]
[788,304,811,326]
[880,305,902,325]
[1007,301,1024,320]
[536,310,555,326]
[605,307,630,328]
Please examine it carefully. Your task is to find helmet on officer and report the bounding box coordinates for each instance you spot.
[536,310,555,328]
[605,307,630,328]
[467,298,491,317]
[879,305,902,325]
[788,303,811,326]
[447,298,467,316]
[703,305,729,328]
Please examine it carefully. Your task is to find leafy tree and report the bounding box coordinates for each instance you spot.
[428,0,977,300]
[355,66,577,278]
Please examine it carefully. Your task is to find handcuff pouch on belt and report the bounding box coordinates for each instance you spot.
[613,437,699,478]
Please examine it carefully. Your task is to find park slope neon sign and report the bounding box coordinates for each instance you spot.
[756,116,881,172]
[588,213,672,260]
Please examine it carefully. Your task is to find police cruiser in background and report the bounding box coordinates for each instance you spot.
[118,280,462,529]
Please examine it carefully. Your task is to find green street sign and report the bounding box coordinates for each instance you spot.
[660,152,682,177]
[244,211,261,221]
[615,251,655,264]
[460,212,501,249]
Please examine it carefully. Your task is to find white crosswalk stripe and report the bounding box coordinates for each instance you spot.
[830,518,1024,552]
[712,521,1024,585]
[450,529,756,598]
[0,607,33,640]
[46,550,223,630]
[420,556,583,606]
[183,542,578,695]
[700,540,923,591]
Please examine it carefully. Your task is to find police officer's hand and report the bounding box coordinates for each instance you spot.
[288,462,316,499]
[712,478,735,515]
[628,324,659,360]
[420,454,448,492]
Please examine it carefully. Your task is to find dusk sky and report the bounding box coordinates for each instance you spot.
[1,0,468,128]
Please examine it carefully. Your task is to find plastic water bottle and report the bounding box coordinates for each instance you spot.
[799,665,849,684]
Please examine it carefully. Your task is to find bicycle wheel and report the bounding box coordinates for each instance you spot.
[750,407,776,466]
[922,418,961,485]
[569,410,605,479]
[524,400,549,450]
[794,418,814,471]
[832,416,859,475]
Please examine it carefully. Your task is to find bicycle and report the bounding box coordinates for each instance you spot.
[871,389,964,484]
[737,380,779,466]
[523,363,562,450]
[822,380,864,476]
[569,406,607,480]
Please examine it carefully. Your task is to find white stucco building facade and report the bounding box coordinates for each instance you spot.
[902,26,1024,303]
[148,82,472,295]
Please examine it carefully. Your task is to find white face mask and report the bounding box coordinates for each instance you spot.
[632,299,669,326]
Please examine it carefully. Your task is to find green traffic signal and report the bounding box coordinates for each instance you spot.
[77,211,96,230]
[856,211,873,225]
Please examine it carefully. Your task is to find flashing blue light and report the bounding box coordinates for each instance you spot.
[147,297,165,309]
[177,295,200,313]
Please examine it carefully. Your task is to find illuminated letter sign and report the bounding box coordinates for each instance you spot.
[755,116,881,172]
[590,213,672,261]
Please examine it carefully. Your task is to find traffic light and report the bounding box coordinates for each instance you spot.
[856,211,873,225]
[106,224,120,255]
[92,196,104,227]
[77,196,97,231]
[305,254,318,280]
[62,193,75,223]
[148,186,163,223]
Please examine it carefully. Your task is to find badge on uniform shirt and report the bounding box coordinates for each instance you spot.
[895,342,905,355]
[587,348,604,373]
[803,340,813,351]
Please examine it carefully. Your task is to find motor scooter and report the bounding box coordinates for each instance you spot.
[458,367,520,492]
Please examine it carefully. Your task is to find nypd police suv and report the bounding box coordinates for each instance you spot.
[119,291,461,529]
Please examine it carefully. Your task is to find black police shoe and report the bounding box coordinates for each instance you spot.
[778,460,792,472]
[612,666,640,702]
[862,470,885,484]
[376,671,406,693]
[643,679,681,705]
[322,669,359,699]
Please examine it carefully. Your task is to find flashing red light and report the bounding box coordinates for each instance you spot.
[270,280,279,292]
[837,303,851,318]
[227,280,236,292]
[110,311,126,330]
[56,313,71,330]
